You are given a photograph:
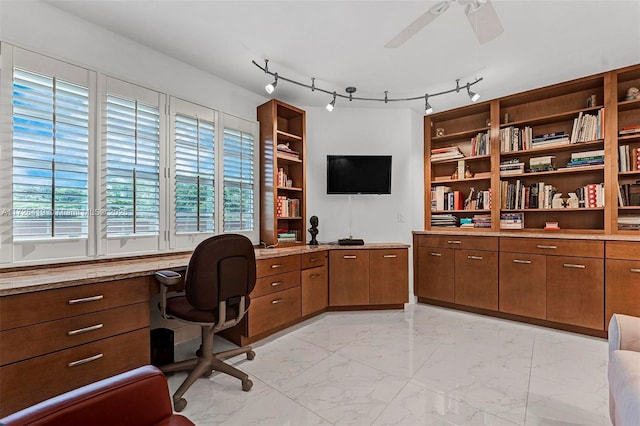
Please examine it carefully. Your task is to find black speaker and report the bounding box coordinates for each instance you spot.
[150,328,174,367]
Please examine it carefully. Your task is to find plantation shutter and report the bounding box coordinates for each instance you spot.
[12,68,89,240]
[223,127,255,232]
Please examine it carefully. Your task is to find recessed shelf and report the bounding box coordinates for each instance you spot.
[618,98,640,112]
[276,154,302,163]
[501,208,604,212]
[276,129,302,141]
[500,139,604,157]
[277,186,303,191]
[431,126,490,143]
[432,175,491,184]
[500,165,604,178]
[499,106,603,129]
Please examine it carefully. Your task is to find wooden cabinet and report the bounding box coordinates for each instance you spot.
[605,241,640,324]
[499,252,546,320]
[0,277,150,417]
[301,251,328,316]
[329,250,369,306]
[329,248,408,307]
[454,249,499,310]
[415,246,454,302]
[257,99,306,246]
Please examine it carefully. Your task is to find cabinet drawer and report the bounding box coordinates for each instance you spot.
[248,287,301,337]
[256,255,301,278]
[606,241,640,260]
[417,235,498,251]
[301,250,328,269]
[500,237,604,258]
[252,270,300,298]
[605,259,640,323]
[0,277,151,331]
[0,302,149,366]
[0,328,149,417]
[301,266,328,316]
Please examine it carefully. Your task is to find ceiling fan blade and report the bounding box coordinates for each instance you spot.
[465,0,504,44]
[384,2,450,48]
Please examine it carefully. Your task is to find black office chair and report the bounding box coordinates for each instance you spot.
[154,234,256,412]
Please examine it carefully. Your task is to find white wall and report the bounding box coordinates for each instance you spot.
[0,1,265,120]
[305,106,424,301]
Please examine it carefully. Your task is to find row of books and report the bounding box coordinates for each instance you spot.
[618,183,640,206]
[277,167,293,187]
[277,228,300,243]
[276,196,300,218]
[619,145,640,172]
[500,212,524,229]
[500,180,604,210]
[431,186,491,211]
[430,146,463,162]
[431,214,458,227]
[618,215,640,230]
[470,132,490,157]
[570,110,604,143]
[500,127,571,152]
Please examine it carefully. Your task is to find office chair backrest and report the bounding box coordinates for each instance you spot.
[184,234,256,311]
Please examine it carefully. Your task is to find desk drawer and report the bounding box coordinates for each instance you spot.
[256,255,301,278]
[0,302,149,366]
[252,270,299,298]
[417,235,498,251]
[606,241,640,260]
[301,251,328,269]
[0,328,149,417]
[500,237,603,258]
[0,277,151,331]
[248,287,300,337]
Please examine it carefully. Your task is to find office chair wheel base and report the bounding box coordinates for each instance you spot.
[203,369,213,378]
[174,398,187,412]
[242,379,253,392]
[247,350,255,360]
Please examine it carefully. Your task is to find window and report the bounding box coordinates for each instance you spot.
[223,125,255,232]
[12,68,89,240]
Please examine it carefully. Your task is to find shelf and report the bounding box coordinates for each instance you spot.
[432,175,491,184]
[276,129,302,141]
[277,216,303,220]
[501,208,604,212]
[429,227,492,232]
[618,98,640,112]
[500,139,604,158]
[500,228,605,235]
[499,105,603,129]
[277,186,303,191]
[618,133,640,141]
[431,126,490,143]
[618,206,640,210]
[500,165,604,178]
[431,154,491,165]
[277,154,302,163]
[618,171,640,177]
[432,209,491,214]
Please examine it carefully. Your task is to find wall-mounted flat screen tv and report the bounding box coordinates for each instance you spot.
[326,155,392,194]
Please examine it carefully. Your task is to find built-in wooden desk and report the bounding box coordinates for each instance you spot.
[0,242,408,416]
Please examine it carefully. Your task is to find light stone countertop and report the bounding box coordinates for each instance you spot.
[0,243,409,296]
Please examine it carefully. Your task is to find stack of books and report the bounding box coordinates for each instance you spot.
[431,214,458,227]
[565,150,604,168]
[472,214,492,228]
[619,145,640,172]
[570,109,604,143]
[276,143,300,160]
[500,159,525,176]
[619,125,640,136]
[459,217,474,228]
[431,146,464,162]
[531,132,570,148]
[277,228,299,243]
[618,215,640,231]
[529,156,555,172]
[500,212,524,229]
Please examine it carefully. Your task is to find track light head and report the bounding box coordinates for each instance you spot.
[424,95,433,115]
[467,83,480,102]
[265,73,278,94]
[326,92,337,112]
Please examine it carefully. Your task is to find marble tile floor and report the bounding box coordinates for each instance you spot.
[167,304,610,426]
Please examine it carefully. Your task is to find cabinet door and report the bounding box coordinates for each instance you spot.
[454,249,498,310]
[605,259,640,325]
[416,246,454,302]
[301,266,328,316]
[499,252,546,320]
[329,250,369,306]
[369,249,408,305]
[547,256,604,330]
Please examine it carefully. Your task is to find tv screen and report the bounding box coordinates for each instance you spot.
[327,155,392,194]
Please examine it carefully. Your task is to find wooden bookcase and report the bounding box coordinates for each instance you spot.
[424,63,640,235]
[257,99,306,246]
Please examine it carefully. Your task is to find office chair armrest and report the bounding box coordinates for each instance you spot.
[155,270,182,320]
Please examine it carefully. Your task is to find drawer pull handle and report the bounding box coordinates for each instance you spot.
[383,254,397,258]
[563,263,586,269]
[68,324,104,336]
[447,240,462,244]
[467,255,483,260]
[310,274,320,279]
[536,245,557,249]
[68,353,103,368]
[68,295,104,305]
[309,257,320,262]
[343,255,357,259]
[271,298,284,304]
[271,264,283,269]
[271,281,283,287]
[630,268,640,273]
[512,259,532,264]
[430,252,442,257]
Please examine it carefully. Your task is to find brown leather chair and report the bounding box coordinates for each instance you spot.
[0,365,194,426]
[154,234,257,412]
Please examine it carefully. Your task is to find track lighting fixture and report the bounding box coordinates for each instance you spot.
[326,92,337,112]
[424,95,433,115]
[254,59,484,114]
[467,83,480,102]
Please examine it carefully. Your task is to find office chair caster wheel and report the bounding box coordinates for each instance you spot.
[203,369,213,378]
[174,398,187,412]
[242,379,253,392]
[247,350,255,360]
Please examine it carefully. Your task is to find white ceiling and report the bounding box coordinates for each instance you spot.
[44,0,640,112]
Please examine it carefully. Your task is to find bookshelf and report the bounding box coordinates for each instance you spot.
[258,99,306,246]
[424,63,640,235]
